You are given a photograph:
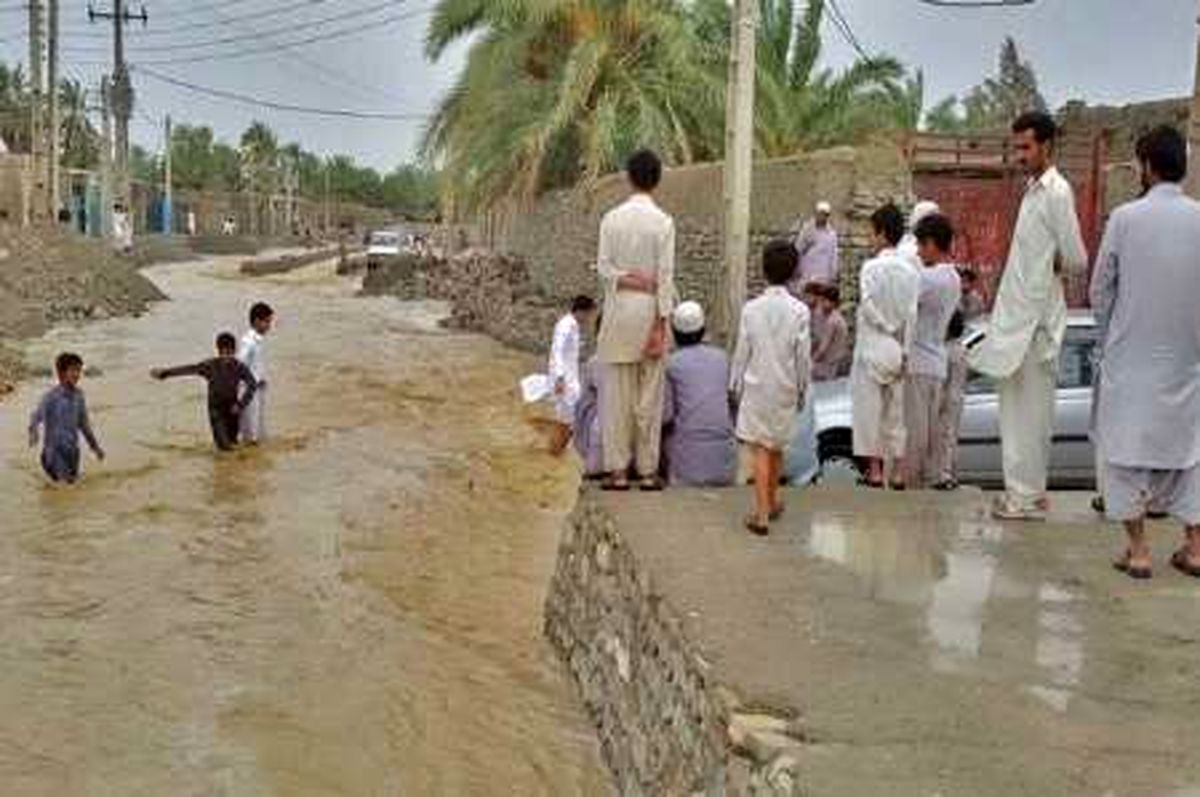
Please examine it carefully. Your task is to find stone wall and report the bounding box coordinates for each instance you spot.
[544,494,806,796]
[500,145,912,313]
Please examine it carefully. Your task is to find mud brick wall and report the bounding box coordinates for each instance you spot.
[499,145,912,314]
[544,493,806,796]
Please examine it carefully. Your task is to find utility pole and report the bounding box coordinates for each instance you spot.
[28,0,45,225]
[99,76,113,237]
[88,1,147,208]
[162,114,172,234]
[47,0,60,221]
[323,163,331,233]
[719,0,758,346]
[1187,1,1200,198]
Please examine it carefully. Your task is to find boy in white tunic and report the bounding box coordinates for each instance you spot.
[731,240,811,536]
[851,204,919,489]
[547,295,597,455]
[1090,126,1200,580]
[904,213,962,489]
[237,302,274,444]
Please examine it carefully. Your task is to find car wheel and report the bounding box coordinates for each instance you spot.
[818,451,862,485]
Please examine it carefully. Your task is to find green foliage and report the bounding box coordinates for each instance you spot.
[925,37,1047,133]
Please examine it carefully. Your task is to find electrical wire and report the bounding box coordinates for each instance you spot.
[914,0,1034,6]
[824,0,872,62]
[62,0,342,39]
[133,64,428,120]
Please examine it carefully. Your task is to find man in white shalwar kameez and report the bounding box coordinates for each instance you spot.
[968,112,1086,520]
[1090,126,1200,580]
[851,203,919,489]
[238,302,274,444]
[595,150,677,491]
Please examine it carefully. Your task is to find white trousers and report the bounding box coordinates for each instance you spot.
[997,348,1056,510]
[904,374,943,488]
[601,359,664,477]
[851,363,905,459]
[239,388,267,443]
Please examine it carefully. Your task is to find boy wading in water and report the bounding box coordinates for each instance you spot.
[730,240,812,536]
[238,302,274,445]
[28,352,106,483]
[151,332,260,451]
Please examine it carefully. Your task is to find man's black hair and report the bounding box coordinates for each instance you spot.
[1136,125,1187,184]
[55,352,83,373]
[216,332,238,352]
[1012,111,1057,143]
[762,239,798,286]
[870,203,905,247]
[959,266,978,284]
[672,327,705,348]
[819,282,841,305]
[571,295,597,314]
[249,302,274,324]
[914,213,955,253]
[626,149,663,192]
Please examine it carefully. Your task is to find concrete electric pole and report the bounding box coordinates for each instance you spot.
[719,0,758,346]
[27,0,45,225]
[47,0,60,220]
[88,1,147,208]
[99,76,113,236]
[162,114,172,234]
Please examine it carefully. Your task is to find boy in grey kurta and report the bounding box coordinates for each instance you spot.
[1090,126,1200,580]
[730,241,811,535]
[28,352,105,483]
[595,149,676,491]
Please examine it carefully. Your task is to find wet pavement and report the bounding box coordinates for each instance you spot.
[597,487,1200,797]
[0,256,610,795]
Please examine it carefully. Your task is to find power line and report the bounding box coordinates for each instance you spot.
[62,0,341,39]
[134,65,428,120]
[825,0,872,62]
[914,0,1034,6]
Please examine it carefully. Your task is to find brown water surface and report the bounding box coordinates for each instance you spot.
[0,256,609,795]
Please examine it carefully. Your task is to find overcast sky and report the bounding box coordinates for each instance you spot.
[0,0,1196,172]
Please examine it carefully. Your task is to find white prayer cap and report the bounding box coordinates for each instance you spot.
[815,200,832,214]
[672,301,706,335]
[909,200,940,230]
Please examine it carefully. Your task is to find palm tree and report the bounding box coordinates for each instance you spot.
[422,0,719,213]
[0,63,29,152]
[694,0,909,156]
[59,78,98,169]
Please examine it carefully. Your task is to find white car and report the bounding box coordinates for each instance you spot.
[366,231,402,269]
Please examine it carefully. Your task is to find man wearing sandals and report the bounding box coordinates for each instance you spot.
[1090,126,1200,581]
[595,149,677,492]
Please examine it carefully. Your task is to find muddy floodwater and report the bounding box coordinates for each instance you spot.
[0,256,610,795]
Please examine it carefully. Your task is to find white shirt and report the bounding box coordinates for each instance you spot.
[595,194,676,364]
[549,313,581,391]
[237,329,267,382]
[909,264,962,380]
[791,220,840,288]
[970,166,1086,378]
[730,286,811,448]
[854,247,920,383]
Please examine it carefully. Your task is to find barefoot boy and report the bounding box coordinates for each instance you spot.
[237,302,274,444]
[548,295,597,455]
[151,332,260,451]
[730,240,812,536]
[28,352,105,483]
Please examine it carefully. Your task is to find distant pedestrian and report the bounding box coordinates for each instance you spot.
[788,201,840,294]
[805,282,850,381]
[595,149,677,492]
[28,352,105,483]
[548,295,597,455]
[731,240,811,536]
[898,200,941,270]
[851,203,919,490]
[904,213,962,489]
[1091,126,1200,580]
[969,112,1086,521]
[151,332,259,451]
[112,203,133,254]
[935,266,983,490]
[237,302,274,444]
[662,301,736,487]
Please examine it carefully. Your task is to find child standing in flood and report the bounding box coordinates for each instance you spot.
[237,302,274,444]
[151,332,259,451]
[28,352,106,483]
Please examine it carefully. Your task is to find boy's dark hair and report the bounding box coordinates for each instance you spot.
[819,282,841,305]
[959,266,978,284]
[673,328,705,348]
[55,352,83,373]
[216,332,238,352]
[1136,125,1187,183]
[870,203,905,247]
[249,302,274,324]
[571,295,597,314]
[914,213,955,253]
[762,239,798,286]
[1012,111,1057,143]
[626,149,663,192]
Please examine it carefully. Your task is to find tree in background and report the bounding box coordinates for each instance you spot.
[59,79,99,170]
[0,64,29,152]
[925,37,1046,133]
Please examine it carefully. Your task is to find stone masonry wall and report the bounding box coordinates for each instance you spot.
[545,493,807,796]
[501,145,912,315]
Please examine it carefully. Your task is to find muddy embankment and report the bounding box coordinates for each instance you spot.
[359,250,564,354]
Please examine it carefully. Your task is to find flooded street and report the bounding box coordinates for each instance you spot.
[0,256,610,795]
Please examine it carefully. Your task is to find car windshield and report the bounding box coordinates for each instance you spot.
[964,324,1097,394]
[370,233,399,246]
